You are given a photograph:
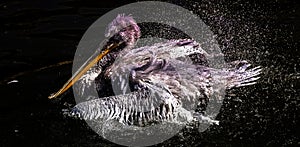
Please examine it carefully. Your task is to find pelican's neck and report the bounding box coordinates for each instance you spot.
[117,43,135,57]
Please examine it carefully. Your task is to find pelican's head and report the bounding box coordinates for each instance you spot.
[48,14,140,99]
[105,14,140,45]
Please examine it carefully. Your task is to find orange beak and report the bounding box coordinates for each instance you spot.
[48,42,122,99]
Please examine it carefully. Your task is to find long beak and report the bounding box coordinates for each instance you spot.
[48,42,122,99]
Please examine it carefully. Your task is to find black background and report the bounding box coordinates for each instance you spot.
[1,0,299,146]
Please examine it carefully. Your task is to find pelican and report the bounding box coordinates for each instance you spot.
[49,14,261,126]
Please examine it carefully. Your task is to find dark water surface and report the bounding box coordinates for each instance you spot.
[1,0,299,146]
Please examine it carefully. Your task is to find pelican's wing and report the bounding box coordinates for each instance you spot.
[106,39,214,111]
[107,39,208,73]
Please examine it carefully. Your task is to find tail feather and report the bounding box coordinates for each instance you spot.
[225,61,262,89]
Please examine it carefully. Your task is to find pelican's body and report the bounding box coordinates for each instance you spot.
[50,14,261,126]
[71,39,260,126]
